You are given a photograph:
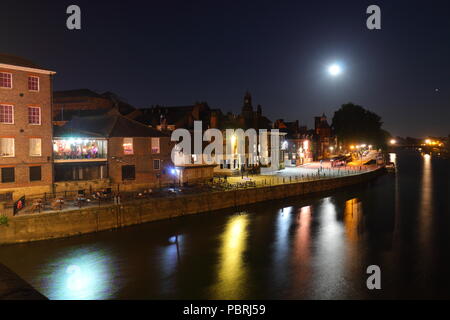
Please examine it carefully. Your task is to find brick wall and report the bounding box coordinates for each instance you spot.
[108,136,175,187]
[0,67,53,199]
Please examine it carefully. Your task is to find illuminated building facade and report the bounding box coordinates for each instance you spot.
[53,110,174,192]
[273,119,313,166]
[0,54,55,200]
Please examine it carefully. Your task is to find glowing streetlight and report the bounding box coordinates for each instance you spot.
[390,139,397,145]
[328,63,342,77]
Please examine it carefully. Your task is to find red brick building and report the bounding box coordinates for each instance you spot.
[0,54,55,200]
[53,110,175,192]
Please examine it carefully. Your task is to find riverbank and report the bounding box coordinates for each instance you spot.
[0,167,386,245]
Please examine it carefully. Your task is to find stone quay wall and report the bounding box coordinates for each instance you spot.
[0,167,385,245]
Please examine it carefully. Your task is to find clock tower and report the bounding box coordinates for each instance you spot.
[241,91,253,119]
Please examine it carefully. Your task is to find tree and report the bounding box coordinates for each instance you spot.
[332,103,389,148]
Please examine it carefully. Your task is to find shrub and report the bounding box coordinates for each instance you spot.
[0,215,8,226]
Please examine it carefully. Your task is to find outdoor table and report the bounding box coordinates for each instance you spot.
[31,199,43,213]
[52,198,65,210]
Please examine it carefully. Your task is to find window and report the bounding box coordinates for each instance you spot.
[0,138,14,157]
[123,138,133,155]
[53,139,107,160]
[55,163,108,182]
[121,165,135,180]
[28,107,41,124]
[1,167,15,183]
[0,105,13,124]
[153,159,160,170]
[28,76,39,91]
[0,73,12,88]
[151,138,160,153]
[0,192,12,202]
[29,166,42,181]
[29,138,42,156]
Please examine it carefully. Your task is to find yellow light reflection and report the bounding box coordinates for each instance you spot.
[344,198,363,243]
[213,214,249,299]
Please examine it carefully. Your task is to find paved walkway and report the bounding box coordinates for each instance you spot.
[15,158,380,216]
[221,161,378,186]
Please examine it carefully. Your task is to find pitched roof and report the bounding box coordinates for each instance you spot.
[54,89,103,99]
[55,111,168,138]
[0,53,43,69]
[133,105,203,128]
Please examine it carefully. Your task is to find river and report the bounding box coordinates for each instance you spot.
[0,151,448,299]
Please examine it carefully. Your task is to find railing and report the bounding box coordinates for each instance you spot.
[11,165,382,215]
[54,153,107,161]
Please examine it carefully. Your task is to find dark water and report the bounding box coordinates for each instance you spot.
[0,151,449,300]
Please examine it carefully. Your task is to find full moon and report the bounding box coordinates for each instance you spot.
[328,64,342,76]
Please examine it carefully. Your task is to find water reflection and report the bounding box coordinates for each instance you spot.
[418,153,433,279]
[296,206,311,262]
[419,154,433,237]
[45,247,113,300]
[271,207,294,290]
[160,235,184,296]
[212,214,249,299]
[290,206,312,294]
[344,198,363,243]
[0,152,447,299]
[312,197,346,299]
[274,207,293,263]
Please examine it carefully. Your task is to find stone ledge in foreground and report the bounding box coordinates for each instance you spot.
[0,263,47,300]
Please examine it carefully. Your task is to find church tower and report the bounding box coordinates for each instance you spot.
[241,91,253,119]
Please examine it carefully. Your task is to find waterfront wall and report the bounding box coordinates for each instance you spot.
[0,168,385,244]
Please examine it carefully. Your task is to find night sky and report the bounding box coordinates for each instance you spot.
[2,0,450,137]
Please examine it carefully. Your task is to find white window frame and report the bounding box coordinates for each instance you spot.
[0,105,14,124]
[0,138,15,157]
[28,106,41,125]
[0,72,12,89]
[29,138,42,157]
[28,76,40,92]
